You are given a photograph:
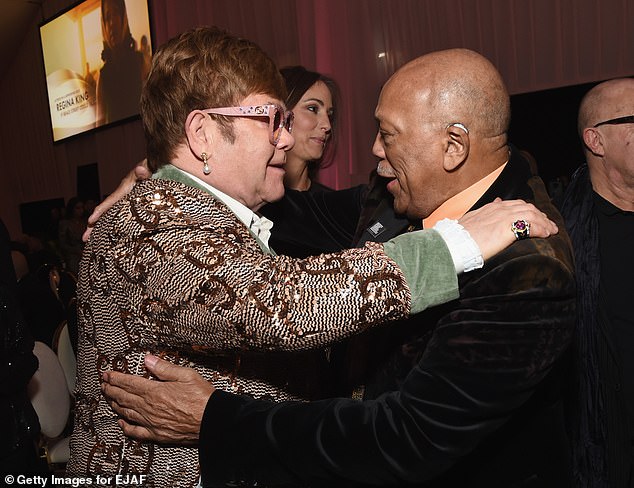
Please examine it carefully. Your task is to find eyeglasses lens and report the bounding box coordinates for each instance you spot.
[271,108,283,144]
[285,112,294,134]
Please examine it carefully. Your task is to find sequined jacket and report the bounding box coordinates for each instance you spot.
[67,173,415,487]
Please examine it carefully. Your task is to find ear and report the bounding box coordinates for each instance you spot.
[582,127,605,157]
[443,123,470,171]
[184,110,212,159]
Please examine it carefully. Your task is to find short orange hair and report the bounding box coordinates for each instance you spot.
[141,26,286,171]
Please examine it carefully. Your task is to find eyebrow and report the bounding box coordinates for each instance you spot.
[302,97,326,106]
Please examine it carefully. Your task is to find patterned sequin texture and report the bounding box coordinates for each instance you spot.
[67,179,411,487]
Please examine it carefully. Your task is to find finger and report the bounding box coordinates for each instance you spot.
[488,201,559,235]
[107,397,127,417]
[118,419,157,442]
[103,370,155,394]
[522,222,549,238]
[82,225,94,242]
[523,218,558,238]
[144,354,193,382]
[134,159,151,179]
[87,205,105,226]
[517,208,558,234]
[509,213,558,239]
[109,399,151,428]
[101,381,143,408]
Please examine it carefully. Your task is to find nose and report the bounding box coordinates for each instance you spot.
[276,127,295,151]
[320,113,332,133]
[372,131,385,159]
[372,131,396,177]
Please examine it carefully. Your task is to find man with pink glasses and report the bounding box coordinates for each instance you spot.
[101,47,577,487]
[68,27,554,487]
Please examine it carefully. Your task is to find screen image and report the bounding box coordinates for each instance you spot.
[40,0,152,142]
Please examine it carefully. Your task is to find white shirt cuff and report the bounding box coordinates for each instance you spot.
[432,218,484,274]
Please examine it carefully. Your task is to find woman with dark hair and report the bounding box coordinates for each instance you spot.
[96,0,146,126]
[261,66,368,257]
[279,66,340,190]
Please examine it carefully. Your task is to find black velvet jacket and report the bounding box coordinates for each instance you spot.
[199,149,577,487]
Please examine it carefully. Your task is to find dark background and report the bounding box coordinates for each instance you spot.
[509,81,596,185]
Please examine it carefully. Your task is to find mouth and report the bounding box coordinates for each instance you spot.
[376,161,396,177]
[385,178,399,194]
[310,137,327,146]
[268,159,286,172]
[375,162,398,193]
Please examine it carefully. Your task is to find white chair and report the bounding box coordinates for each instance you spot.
[53,321,77,395]
[27,341,72,466]
[11,249,29,281]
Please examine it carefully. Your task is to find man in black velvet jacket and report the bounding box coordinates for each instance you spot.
[102,49,576,487]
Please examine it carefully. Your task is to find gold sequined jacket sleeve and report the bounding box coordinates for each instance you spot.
[83,179,413,354]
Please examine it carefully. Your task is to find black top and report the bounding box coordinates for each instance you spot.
[595,192,634,434]
[261,183,368,258]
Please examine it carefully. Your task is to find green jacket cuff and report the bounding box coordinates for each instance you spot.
[383,229,459,314]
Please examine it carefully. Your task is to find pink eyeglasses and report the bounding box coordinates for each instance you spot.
[203,104,294,145]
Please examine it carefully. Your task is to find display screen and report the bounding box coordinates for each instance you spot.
[40,0,152,142]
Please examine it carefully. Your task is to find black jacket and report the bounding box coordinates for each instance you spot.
[199,149,576,487]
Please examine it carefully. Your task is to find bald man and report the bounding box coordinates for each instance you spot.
[103,49,576,487]
[560,78,634,487]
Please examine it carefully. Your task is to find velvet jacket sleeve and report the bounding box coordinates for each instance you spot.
[198,233,576,487]
[85,179,457,354]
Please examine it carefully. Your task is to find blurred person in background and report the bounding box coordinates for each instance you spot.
[96,0,147,126]
[0,218,43,476]
[58,197,85,276]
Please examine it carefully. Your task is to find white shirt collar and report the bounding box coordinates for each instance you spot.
[172,167,274,249]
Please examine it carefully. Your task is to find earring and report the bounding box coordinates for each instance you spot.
[201,152,210,175]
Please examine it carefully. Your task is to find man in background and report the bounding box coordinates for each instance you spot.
[560,77,634,488]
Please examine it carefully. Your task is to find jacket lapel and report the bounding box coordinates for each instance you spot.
[153,165,274,255]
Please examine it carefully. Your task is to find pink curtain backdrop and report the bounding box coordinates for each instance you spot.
[1,0,633,237]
